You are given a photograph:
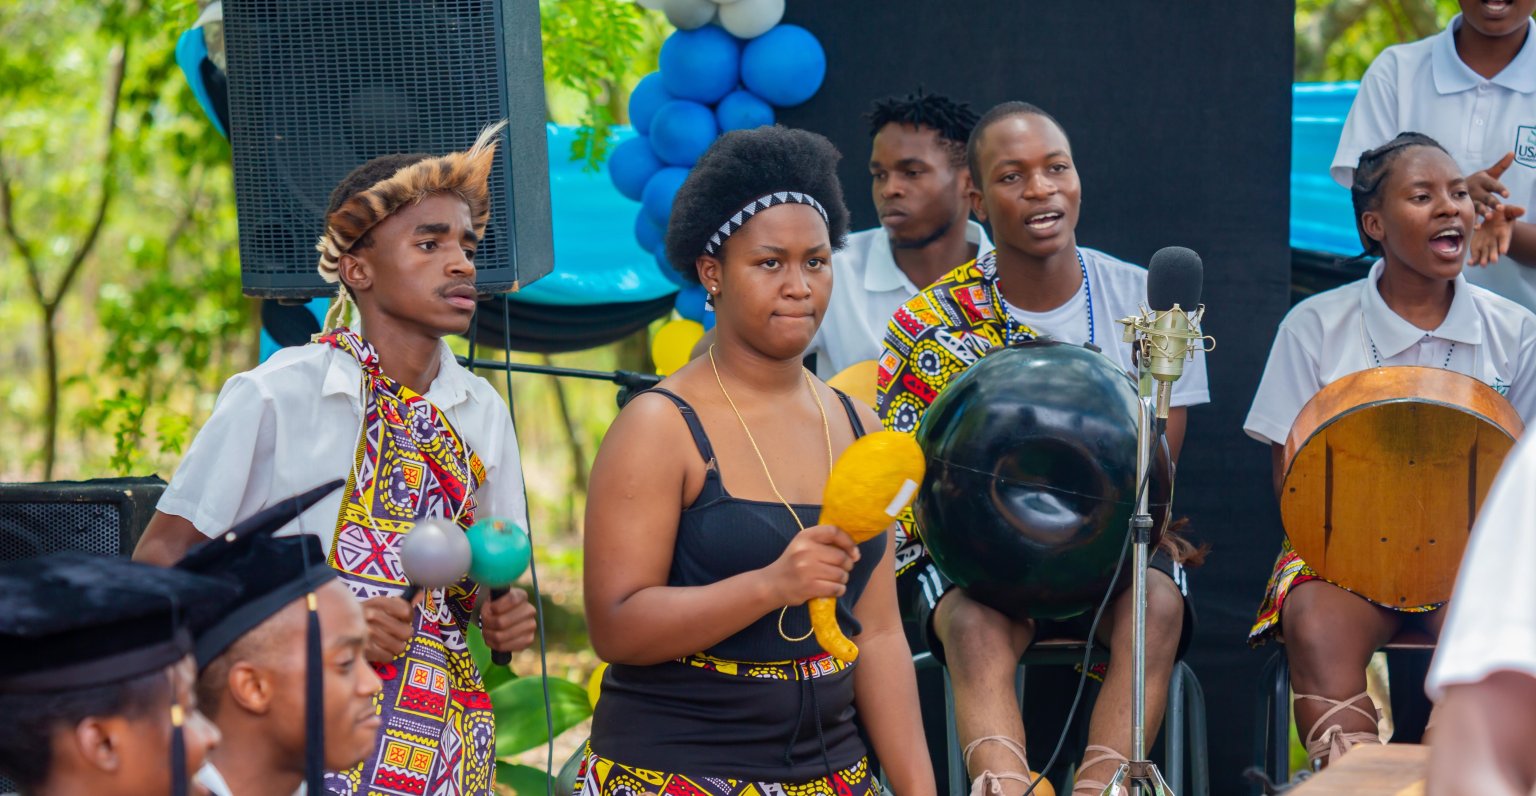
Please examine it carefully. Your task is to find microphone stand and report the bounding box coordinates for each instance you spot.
[1106,309,1190,796]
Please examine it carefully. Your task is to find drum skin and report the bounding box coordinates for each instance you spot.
[913,340,1170,620]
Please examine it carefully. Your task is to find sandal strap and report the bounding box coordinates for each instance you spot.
[963,735,1030,771]
[1295,691,1381,766]
[970,770,1033,796]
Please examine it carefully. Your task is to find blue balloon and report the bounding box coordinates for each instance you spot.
[655,241,689,286]
[628,73,672,136]
[634,211,665,254]
[641,167,690,228]
[715,89,775,132]
[608,136,664,202]
[649,100,719,167]
[703,309,716,330]
[674,284,708,322]
[741,25,826,107]
[659,26,741,105]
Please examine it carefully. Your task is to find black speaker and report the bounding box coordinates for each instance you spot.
[0,477,167,563]
[223,0,553,299]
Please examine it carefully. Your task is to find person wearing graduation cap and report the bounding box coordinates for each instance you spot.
[0,552,237,796]
[177,482,382,796]
[132,123,538,795]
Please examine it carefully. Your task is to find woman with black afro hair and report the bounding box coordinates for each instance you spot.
[579,126,936,796]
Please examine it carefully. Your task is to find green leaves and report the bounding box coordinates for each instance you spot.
[496,763,556,796]
[539,0,666,170]
[465,624,592,760]
[491,670,592,758]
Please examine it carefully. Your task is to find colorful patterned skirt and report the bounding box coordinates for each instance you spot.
[579,652,880,796]
[1248,538,1442,645]
[572,743,882,796]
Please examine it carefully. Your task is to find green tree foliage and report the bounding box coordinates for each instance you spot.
[541,0,669,169]
[1296,0,1462,81]
[0,0,251,481]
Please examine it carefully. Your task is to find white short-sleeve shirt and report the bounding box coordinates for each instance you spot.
[1245,259,1536,446]
[157,341,528,555]
[1426,431,1536,699]
[1331,14,1536,312]
[807,220,992,379]
[1004,247,1212,409]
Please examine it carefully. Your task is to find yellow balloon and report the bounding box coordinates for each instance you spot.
[587,661,608,709]
[651,319,704,376]
[820,430,926,543]
[826,359,879,409]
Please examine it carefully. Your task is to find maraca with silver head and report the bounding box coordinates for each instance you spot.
[398,518,473,601]
[465,517,533,666]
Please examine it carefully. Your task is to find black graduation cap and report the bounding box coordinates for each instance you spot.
[0,551,240,796]
[176,479,344,796]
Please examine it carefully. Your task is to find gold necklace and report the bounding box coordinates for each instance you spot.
[709,344,833,642]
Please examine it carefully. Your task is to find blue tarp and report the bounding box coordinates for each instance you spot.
[1291,82,1360,256]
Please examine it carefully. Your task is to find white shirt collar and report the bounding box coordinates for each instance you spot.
[1433,15,1536,95]
[862,219,993,292]
[320,338,470,407]
[1361,259,1483,358]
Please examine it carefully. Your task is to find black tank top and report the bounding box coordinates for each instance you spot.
[590,386,882,780]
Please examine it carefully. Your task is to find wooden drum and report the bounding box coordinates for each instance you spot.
[1281,366,1523,608]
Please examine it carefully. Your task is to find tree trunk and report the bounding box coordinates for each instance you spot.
[541,354,589,498]
[41,304,59,480]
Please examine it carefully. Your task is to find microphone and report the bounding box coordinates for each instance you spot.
[1143,246,1205,420]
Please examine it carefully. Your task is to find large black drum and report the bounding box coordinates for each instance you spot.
[913,340,1170,620]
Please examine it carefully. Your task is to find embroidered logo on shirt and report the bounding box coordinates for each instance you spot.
[1493,376,1512,396]
[1516,126,1536,169]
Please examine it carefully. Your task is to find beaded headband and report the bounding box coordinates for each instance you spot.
[703,190,830,256]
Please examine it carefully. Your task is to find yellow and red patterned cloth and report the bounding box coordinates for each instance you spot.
[320,328,497,796]
[874,252,1038,580]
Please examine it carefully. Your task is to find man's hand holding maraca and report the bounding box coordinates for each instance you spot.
[481,587,538,654]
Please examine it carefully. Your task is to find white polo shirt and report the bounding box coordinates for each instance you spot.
[1003,247,1211,409]
[1331,14,1536,312]
[807,220,992,379]
[1244,259,1536,446]
[1426,430,1536,699]
[157,341,528,554]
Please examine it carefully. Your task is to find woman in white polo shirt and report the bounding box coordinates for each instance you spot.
[1331,0,1536,312]
[1246,132,1536,771]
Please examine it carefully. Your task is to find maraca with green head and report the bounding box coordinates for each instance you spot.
[465,517,532,666]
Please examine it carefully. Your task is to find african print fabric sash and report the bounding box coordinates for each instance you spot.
[318,328,496,796]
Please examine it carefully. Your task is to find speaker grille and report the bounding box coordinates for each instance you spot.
[0,501,123,562]
[224,0,552,298]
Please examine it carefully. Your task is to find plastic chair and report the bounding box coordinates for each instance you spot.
[914,638,1210,796]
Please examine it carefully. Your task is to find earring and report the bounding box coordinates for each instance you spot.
[705,286,717,311]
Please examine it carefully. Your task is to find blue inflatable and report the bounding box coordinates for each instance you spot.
[674,283,708,322]
[608,135,664,202]
[715,90,775,132]
[659,26,742,105]
[1292,83,1360,256]
[635,211,665,254]
[649,100,720,166]
[628,73,673,136]
[516,125,679,307]
[642,166,691,227]
[741,25,826,107]
[655,241,689,286]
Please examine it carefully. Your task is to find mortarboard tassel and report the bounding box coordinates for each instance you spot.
[171,698,188,796]
[305,591,325,795]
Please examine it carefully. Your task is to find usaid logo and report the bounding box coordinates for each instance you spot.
[1517,126,1536,169]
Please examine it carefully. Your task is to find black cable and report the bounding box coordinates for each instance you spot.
[1021,418,1166,795]
[497,299,558,796]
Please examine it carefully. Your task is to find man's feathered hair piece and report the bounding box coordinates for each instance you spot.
[315,120,506,283]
